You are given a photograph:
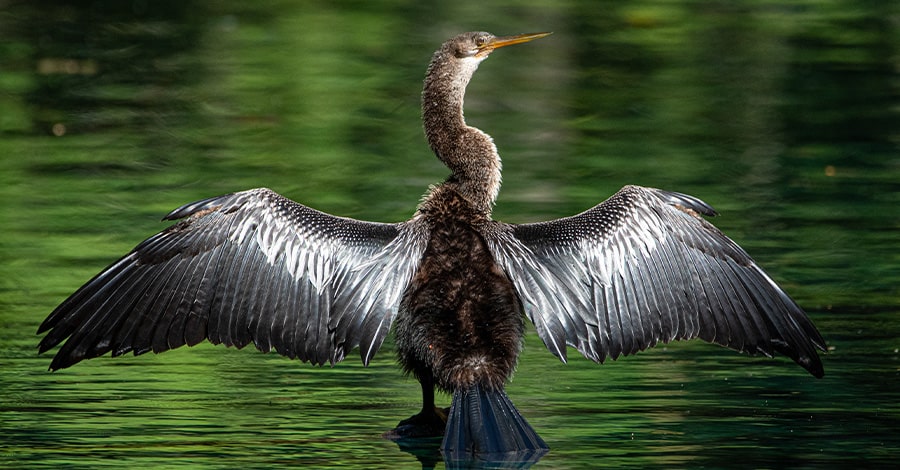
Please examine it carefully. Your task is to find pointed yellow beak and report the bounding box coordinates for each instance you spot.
[477,32,552,56]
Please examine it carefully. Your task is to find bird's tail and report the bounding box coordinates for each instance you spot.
[441,383,548,460]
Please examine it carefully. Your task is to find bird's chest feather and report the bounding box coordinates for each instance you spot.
[407,186,505,309]
[397,209,525,390]
[410,216,498,309]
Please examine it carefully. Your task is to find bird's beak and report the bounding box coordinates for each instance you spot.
[478,32,552,56]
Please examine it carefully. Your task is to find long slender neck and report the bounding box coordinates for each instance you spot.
[422,50,501,216]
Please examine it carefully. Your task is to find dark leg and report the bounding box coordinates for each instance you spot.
[414,373,440,418]
[383,374,448,439]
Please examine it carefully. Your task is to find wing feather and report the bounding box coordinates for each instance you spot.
[38,188,427,370]
[484,185,825,377]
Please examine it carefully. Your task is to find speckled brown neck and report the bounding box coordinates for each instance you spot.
[421,44,501,216]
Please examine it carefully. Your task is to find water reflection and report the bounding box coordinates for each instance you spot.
[1,0,897,469]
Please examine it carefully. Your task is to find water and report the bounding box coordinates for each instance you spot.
[1,1,898,468]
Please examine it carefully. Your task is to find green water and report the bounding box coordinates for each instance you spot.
[1,1,897,468]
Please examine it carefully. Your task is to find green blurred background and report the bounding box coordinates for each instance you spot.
[1,0,897,468]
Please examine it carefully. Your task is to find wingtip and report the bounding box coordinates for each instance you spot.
[809,366,824,379]
[806,357,825,379]
[47,355,70,372]
[37,334,58,355]
[792,349,824,378]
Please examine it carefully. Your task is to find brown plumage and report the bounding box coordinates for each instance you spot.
[38,31,824,461]
[396,186,523,393]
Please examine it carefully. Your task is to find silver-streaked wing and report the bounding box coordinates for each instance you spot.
[38,188,427,370]
[484,185,825,377]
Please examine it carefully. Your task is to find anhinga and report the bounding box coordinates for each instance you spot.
[38,32,825,459]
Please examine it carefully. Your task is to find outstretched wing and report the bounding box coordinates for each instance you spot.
[38,188,427,370]
[484,185,825,377]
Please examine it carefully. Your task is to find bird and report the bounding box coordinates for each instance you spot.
[38,31,825,460]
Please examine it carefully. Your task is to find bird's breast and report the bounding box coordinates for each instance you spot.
[396,214,524,391]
